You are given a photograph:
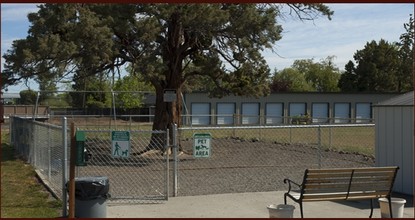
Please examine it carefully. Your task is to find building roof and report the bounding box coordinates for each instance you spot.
[374,91,413,107]
[1,93,20,99]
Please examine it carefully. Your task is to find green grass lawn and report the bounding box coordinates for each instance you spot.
[1,130,62,218]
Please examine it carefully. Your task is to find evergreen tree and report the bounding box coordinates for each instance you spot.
[353,39,400,92]
[2,3,333,151]
[338,61,358,92]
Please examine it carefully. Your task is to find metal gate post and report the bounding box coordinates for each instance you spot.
[165,128,170,200]
[32,121,37,166]
[329,126,332,149]
[62,117,68,217]
[318,124,322,168]
[48,125,52,180]
[172,123,178,197]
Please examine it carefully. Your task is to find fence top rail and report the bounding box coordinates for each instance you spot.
[179,123,375,131]
[50,114,155,117]
[11,116,63,130]
[76,129,167,134]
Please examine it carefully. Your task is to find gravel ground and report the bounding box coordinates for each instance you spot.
[174,138,374,196]
[79,136,375,203]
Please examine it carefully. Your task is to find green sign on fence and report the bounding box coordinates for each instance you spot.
[193,133,211,158]
[75,131,86,166]
[111,131,130,158]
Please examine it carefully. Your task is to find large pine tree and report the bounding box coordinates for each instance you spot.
[2,3,333,151]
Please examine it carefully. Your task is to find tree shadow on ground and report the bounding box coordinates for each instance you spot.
[333,192,414,210]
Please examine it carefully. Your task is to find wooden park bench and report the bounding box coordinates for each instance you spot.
[283,166,399,218]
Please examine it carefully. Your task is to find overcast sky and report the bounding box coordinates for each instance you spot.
[1,3,414,92]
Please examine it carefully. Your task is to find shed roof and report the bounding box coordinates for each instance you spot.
[374,91,413,107]
[1,93,20,99]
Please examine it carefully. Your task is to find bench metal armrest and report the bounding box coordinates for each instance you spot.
[283,178,302,193]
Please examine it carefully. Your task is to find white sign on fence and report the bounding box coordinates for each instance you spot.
[193,133,211,158]
[163,89,177,102]
[112,131,130,158]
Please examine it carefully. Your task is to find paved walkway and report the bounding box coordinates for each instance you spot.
[107,191,414,218]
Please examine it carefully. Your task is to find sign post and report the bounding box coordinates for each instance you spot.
[193,133,211,158]
[111,131,130,158]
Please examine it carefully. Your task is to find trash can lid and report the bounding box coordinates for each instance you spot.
[378,197,407,204]
[75,176,109,183]
[68,176,110,200]
[267,204,295,210]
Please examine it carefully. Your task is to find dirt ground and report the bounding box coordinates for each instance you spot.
[80,133,375,200]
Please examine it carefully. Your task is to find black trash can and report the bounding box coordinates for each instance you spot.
[67,176,110,218]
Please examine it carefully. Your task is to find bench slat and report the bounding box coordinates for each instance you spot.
[307,171,396,179]
[352,172,396,177]
[305,178,393,185]
[305,181,391,188]
[302,191,390,201]
[350,183,392,192]
[305,186,391,193]
[306,176,393,184]
[306,167,398,173]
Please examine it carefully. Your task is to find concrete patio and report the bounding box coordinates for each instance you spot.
[107,191,414,218]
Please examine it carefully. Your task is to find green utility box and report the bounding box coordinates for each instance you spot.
[75,131,87,166]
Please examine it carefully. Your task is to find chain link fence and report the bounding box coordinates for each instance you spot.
[175,124,375,196]
[9,116,375,205]
[10,117,170,204]
[10,116,68,201]
[75,128,169,203]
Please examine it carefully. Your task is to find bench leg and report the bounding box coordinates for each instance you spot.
[284,193,303,218]
[369,199,373,218]
[299,202,304,218]
[388,197,393,218]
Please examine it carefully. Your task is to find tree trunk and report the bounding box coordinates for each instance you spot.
[137,84,182,154]
[138,11,185,155]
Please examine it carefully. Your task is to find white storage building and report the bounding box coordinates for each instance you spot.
[374,91,414,195]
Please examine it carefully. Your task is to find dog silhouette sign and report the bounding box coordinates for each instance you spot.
[111,131,131,158]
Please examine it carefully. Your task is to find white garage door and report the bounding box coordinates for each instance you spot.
[356,103,371,123]
[289,103,306,117]
[242,103,259,125]
[334,103,350,123]
[266,103,283,124]
[217,103,235,125]
[191,103,210,125]
[312,103,328,123]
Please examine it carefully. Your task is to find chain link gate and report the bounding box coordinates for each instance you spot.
[75,128,170,203]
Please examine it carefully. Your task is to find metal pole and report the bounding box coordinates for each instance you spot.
[318,125,322,168]
[48,125,52,180]
[111,90,116,129]
[33,91,40,121]
[32,120,36,166]
[68,123,76,218]
[329,126,332,149]
[172,123,178,197]
[62,117,68,217]
[129,115,132,130]
[289,125,292,143]
[9,117,12,146]
[412,4,415,182]
[165,128,169,200]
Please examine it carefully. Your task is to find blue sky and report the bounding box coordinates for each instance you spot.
[1,3,414,92]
